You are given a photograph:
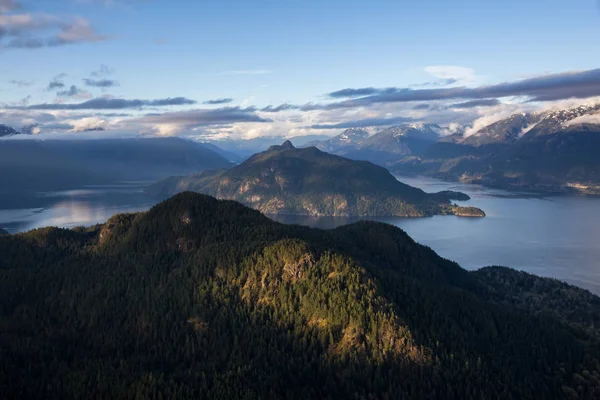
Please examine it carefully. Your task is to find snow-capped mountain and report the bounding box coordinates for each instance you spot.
[463,103,600,146]
[310,128,370,152]
[523,103,600,137]
[333,127,370,144]
[461,113,542,146]
[392,102,600,194]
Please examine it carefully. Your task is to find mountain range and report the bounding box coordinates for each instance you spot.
[0,137,233,208]
[307,103,600,194]
[147,140,484,217]
[0,192,598,398]
[205,134,331,158]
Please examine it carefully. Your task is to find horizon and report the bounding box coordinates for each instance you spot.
[1,0,600,139]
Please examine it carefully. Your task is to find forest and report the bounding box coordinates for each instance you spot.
[0,192,599,399]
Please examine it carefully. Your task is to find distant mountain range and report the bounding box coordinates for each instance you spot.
[147,140,484,217]
[205,134,331,158]
[308,124,452,165]
[0,137,234,208]
[306,103,600,194]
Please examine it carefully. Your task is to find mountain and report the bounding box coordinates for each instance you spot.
[207,135,331,158]
[0,228,9,235]
[197,142,244,163]
[0,137,233,208]
[147,141,485,217]
[309,128,370,152]
[0,192,598,398]
[460,113,542,146]
[40,137,233,179]
[308,124,446,166]
[0,124,21,137]
[392,104,600,194]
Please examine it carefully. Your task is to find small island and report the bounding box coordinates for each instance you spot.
[147,141,485,218]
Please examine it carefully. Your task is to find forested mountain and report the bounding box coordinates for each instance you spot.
[147,141,484,217]
[0,137,233,207]
[0,192,598,399]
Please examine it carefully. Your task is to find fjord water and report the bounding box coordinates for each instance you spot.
[1,177,600,294]
[272,176,600,295]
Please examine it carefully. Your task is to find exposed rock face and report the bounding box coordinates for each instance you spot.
[147,142,485,218]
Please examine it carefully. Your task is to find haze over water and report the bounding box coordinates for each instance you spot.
[1,177,599,294]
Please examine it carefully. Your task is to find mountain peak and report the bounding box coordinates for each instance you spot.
[281,140,295,149]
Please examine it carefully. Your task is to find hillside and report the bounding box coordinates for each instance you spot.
[0,192,598,399]
[147,141,485,217]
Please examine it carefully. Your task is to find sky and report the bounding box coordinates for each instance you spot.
[1,0,600,139]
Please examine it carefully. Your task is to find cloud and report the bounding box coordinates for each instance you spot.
[260,103,300,112]
[412,78,459,87]
[132,107,272,135]
[412,103,431,110]
[83,78,119,88]
[565,113,600,126]
[0,9,108,50]
[425,66,477,83]
[310,115,415,129]
[219,69,271,75]
[8,79,33,87]
[310,68,600,111]
[463,103,527,137]
[67,116,108,132]
[448,99,502,109]
[202,98,233,105]
[56,85,93,99]
[328,87,397,99]
[90,64,114,77]
[16,97,197,110]
[0,0,19,13]
[46,75,66,91]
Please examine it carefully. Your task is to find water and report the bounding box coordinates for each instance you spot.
[1,177,599,294]
[271,176,600,295]
[0,182,155,233]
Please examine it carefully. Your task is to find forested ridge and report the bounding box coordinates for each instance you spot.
[0,192,599,399]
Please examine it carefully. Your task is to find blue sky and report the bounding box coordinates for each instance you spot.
[1,0,600,137]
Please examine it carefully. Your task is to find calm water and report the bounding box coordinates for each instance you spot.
[1,177,599,294]
[0,183,155,233]
[272,176,600,294]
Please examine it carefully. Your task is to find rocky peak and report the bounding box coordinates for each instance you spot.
[281,140,295,149]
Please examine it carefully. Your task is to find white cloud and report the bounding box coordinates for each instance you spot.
[463,103,527,137]
[425,65,477,84]
[67,116,108,132]
[565,113,600,126]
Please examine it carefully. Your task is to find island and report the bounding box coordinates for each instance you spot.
[147,141,485,217]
